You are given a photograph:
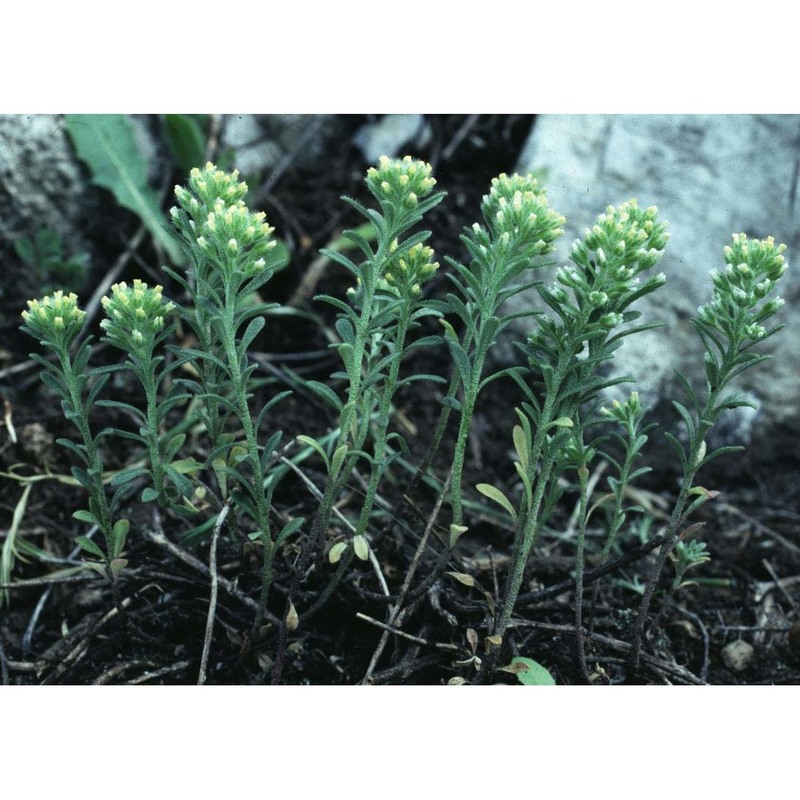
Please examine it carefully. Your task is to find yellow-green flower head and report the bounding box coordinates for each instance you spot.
[21,291,86,348]
[481,173,565,256]
[366,155,436,210]
[698,233,788,341]
[199,199,277,274]
[600,390,643,424]
[100,279,175,352]
[174,162,249,218]
[382,242,439,298]
[579,200,669,276]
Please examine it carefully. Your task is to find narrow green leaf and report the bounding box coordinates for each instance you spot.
[329,444,349,481]
[75,536,105,559]
[141,487,160,503]
[276,517,305,546]
[72,510,97,525]
[475,483,517,520]
[110,466,149,486]
[445,571,475,588]
[295,435,330,470]
[512,425,529,469]
[304,380,343,412]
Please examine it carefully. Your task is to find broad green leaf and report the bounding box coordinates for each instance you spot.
[163,114,207,174]
[72,509,97,525]
[476,483,517,520]
[141,487,160,503]
[508,657,556,686]
[66,114,183,263]
[169,458,201,475]
[329,541,348,564]
[353,535,369,561]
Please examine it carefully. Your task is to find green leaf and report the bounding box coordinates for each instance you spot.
[512,424,529,470]
[14,236,36,265]
[72,509,97,525]
[75,536,105,559]
[141,487,160,503]
[110,466,149,486]
[449,524,469,548]
[329,444,349,481]
[65,114,183,263]
[475,483,517,520]
[276,517,305,547]
[296,435,330,470]
[445,571,475,588]
[508,657,556,686]
[169,458,201,475]
[163,114,207,174]
[329,541,348,564]
[304,380,343,412]
[353,535,369,561]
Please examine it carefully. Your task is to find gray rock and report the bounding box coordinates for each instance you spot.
[0,114,97,302]
[221,114,344,176]
[506,115,800,467]
[353,114,431,163]
[721,639,755,672]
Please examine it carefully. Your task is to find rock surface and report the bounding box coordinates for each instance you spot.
[0,114,97,303]
[221,114,344,176]
[507,115,800,469]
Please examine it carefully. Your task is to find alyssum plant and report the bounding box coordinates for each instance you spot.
[20,156,788,683]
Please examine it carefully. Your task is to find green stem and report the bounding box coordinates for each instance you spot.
[449,335,490,529]
[493,355,571,640]
[141,359,167,503]
[221,285,271,539]
[629,388,721,674]
[574,463,590,682]
[354,306,411,537]
[59,349,115,556]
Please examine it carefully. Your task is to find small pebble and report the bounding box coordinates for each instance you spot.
[721,640,755,672]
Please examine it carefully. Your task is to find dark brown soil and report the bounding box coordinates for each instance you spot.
[2,114,799,685]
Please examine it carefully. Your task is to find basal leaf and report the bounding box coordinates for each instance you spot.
[66,114,183,263]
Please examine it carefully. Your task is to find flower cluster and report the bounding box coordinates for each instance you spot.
[100,279,175,353]
[551,201,669,329]
[171,163,276,279]
[575,201,669,273]
[366,155,437,211]
[21,290,86,349]
[383,242,439,298]
[480,173,566,257]
[600,390,644,426]
[697,233,787,341]
[174,162,248,218]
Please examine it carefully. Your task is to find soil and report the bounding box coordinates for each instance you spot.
[1,114,799,685]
